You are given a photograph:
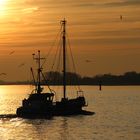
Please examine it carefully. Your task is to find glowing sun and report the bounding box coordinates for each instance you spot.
[0,0,6,5]
[0,0,7,16]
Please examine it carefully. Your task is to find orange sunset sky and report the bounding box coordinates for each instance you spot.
[0,0,140,81]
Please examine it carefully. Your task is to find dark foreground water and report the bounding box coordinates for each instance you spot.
[0,85,140,140]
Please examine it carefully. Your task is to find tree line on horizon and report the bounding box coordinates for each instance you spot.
[1,71,140,85]
[43,71,140,85]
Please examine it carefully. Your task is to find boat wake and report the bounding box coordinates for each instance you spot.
[80,110,95,115]
[0,111,94,119]
[0,114,17,119]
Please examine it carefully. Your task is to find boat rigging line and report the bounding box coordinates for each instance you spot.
[41,25,62,68]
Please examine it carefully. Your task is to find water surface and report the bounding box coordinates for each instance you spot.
[0,85,140,140]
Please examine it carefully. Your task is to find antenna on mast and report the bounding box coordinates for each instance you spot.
[32,50,45,94]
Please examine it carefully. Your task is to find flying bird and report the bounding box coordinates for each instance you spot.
[18,63,25,68]
[9,51,15,55]
[0,73,7,76]
[120,15,123,20]
[86,60,92,63]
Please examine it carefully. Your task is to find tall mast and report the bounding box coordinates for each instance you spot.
[61,19,66,99]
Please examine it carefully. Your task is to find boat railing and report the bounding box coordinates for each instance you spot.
[77,90,84,97]
[31,89,37,94]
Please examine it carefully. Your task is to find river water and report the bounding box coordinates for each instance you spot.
[0,85,140,140]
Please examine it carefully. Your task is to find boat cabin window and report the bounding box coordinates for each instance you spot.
[46,94,54,101]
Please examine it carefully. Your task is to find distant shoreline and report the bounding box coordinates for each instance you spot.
[0,83,140,86]
[1,71,140,86]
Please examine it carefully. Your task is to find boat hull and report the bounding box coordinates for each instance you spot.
[16,97,87,118]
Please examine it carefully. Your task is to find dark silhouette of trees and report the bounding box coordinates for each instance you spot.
[1,71,140,85]
[42,71,140,85]
[43,71,81,85]
[44,71,63,85]
[0,80,5,84]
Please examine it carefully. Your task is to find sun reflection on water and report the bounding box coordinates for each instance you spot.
[0,85,9,95]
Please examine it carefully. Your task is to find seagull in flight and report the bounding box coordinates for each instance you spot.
[0,73,7,76]
[18,63,25,68]
[120,15,123,20]
[9,51,15,55]
[86,60,92,63]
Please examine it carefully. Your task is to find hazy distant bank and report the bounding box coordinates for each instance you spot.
[1,71,140,85]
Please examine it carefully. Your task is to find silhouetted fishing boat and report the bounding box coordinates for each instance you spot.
[16,19,92,118]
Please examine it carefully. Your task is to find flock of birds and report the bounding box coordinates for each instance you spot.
[0,15,123,78]
[9,51,25,68]
[1,50,93,78]
[0,51,25,77]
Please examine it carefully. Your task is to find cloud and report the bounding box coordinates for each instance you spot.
[22,7,39,14]
[24,0,94,8]
[72,37,140,45]
[104,0,140,7]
